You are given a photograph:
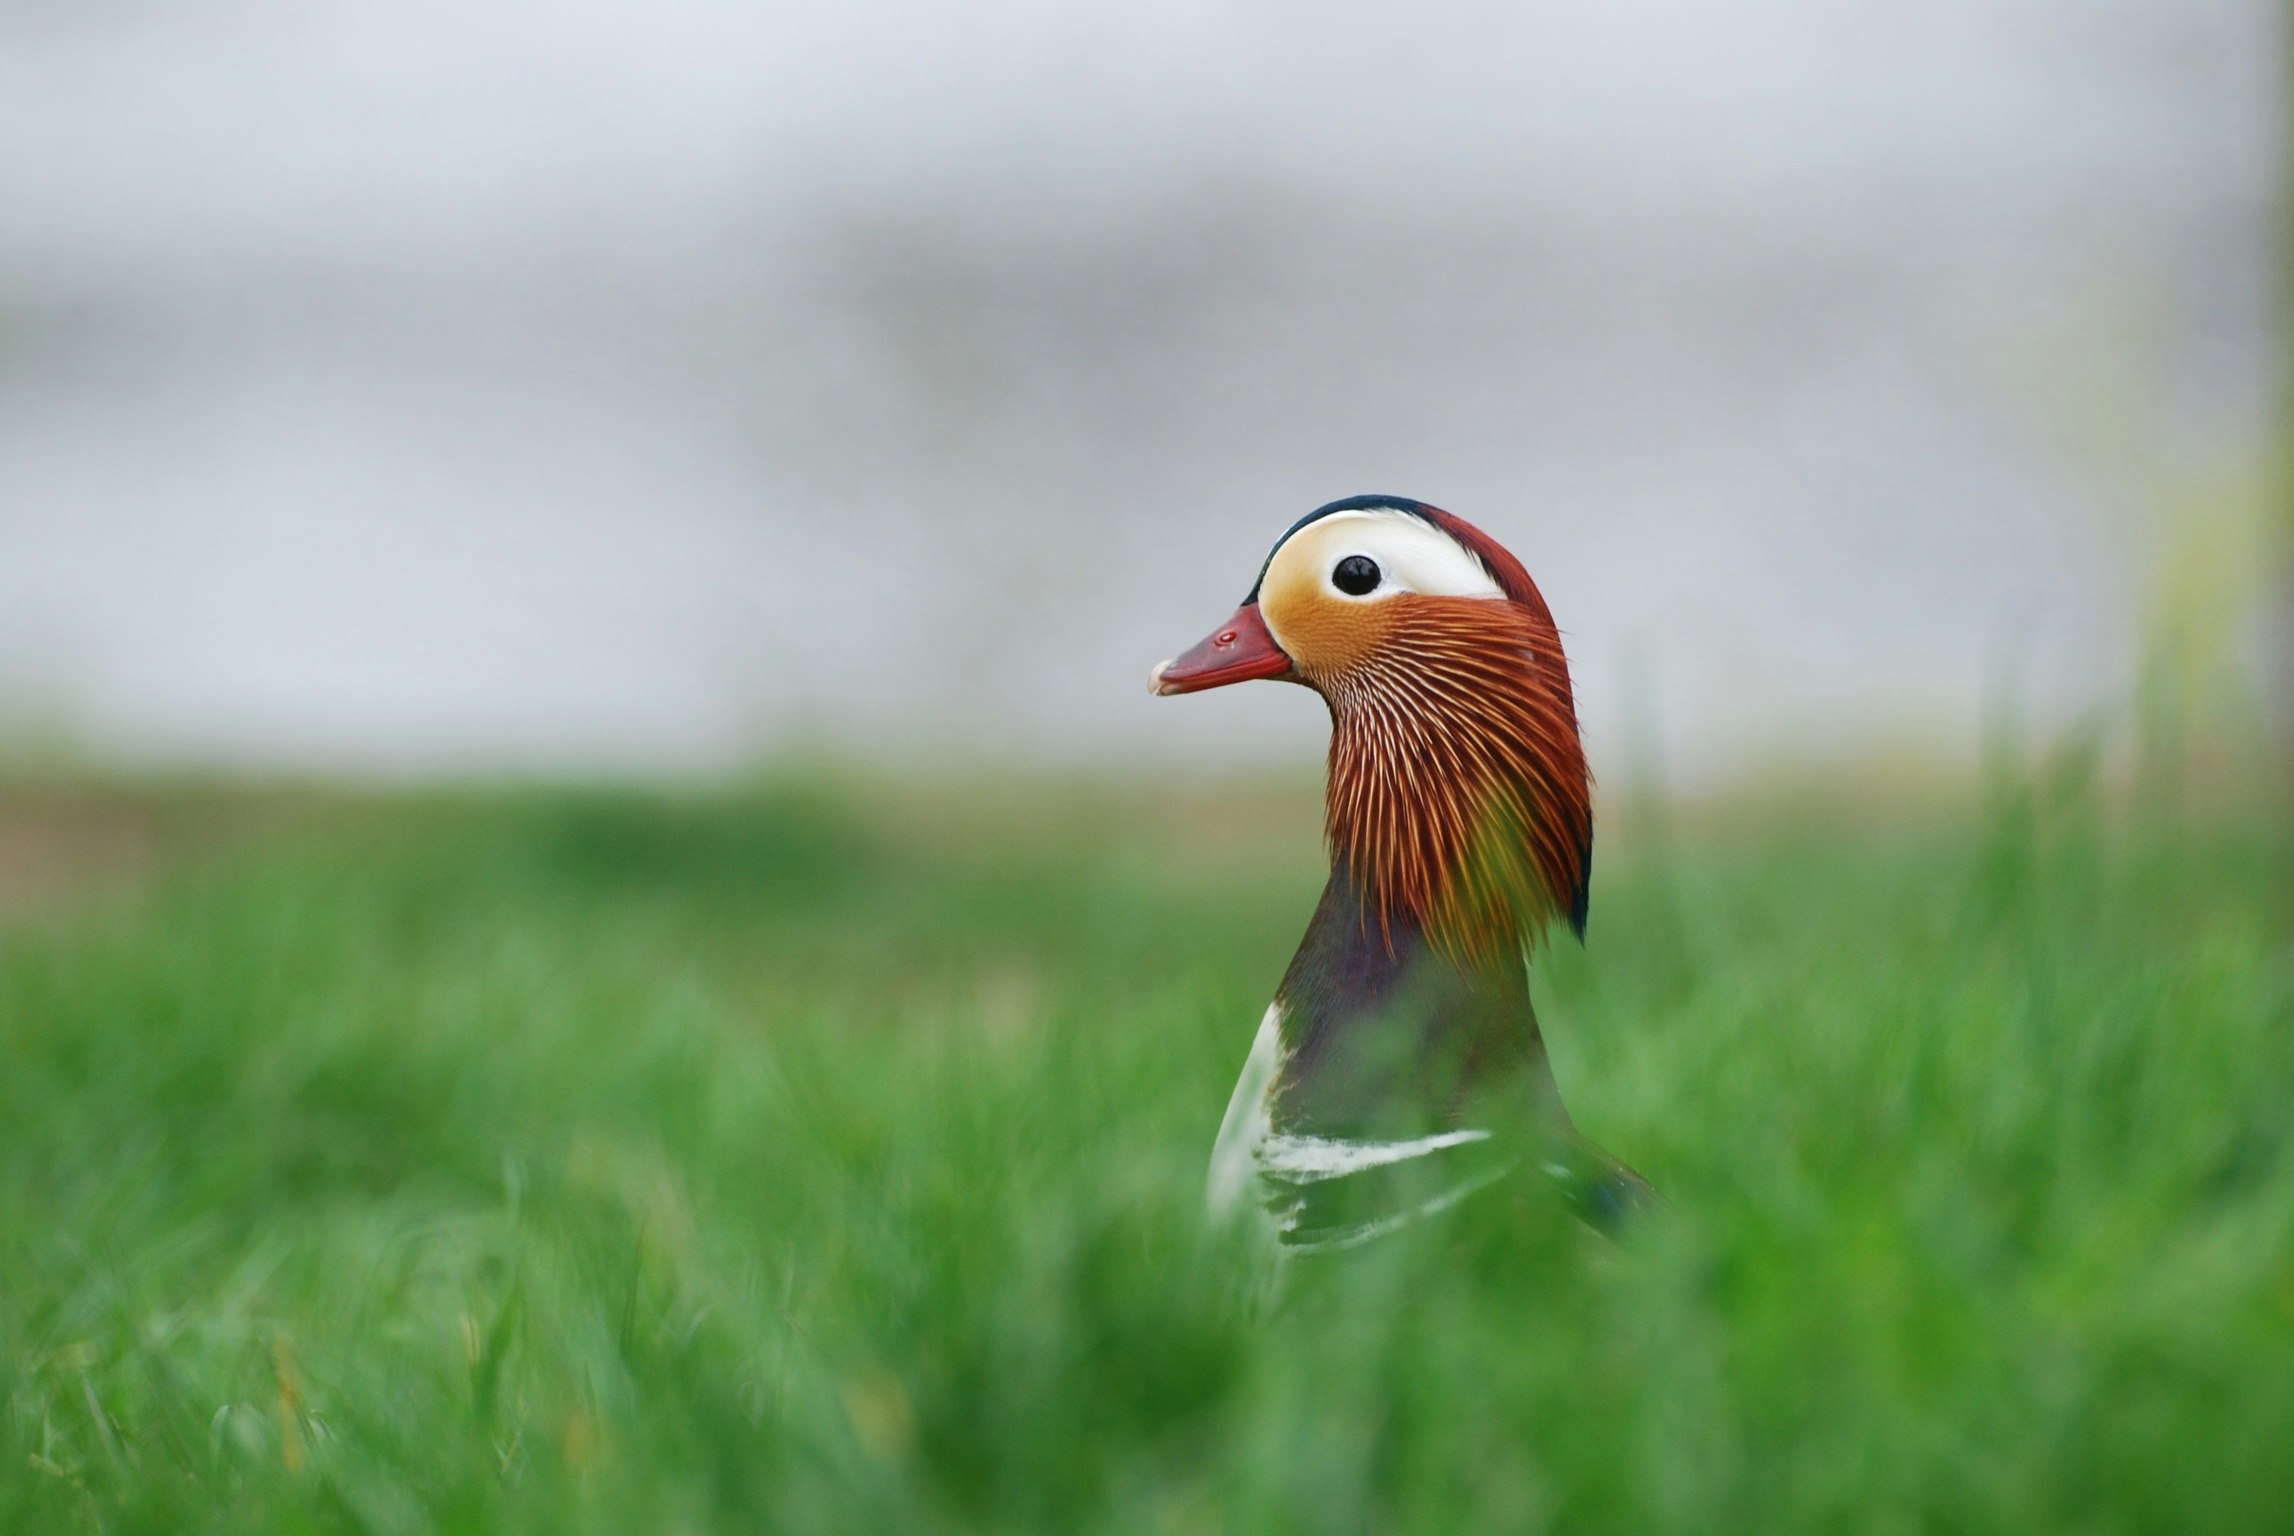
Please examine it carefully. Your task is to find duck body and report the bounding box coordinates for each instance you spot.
[1209,861,1564,1248]
[1157,496,1647,1248]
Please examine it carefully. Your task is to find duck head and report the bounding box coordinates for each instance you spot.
[1153,496,1592,966]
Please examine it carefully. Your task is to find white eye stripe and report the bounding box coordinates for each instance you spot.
[1303,511,1503,601]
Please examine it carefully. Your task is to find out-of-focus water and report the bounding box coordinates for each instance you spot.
[0,0,2278,784]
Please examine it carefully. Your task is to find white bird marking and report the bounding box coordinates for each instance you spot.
[1205,1002,1512,1250]
[1257,1128,1493,1184]
[1205,1003,1282,1219]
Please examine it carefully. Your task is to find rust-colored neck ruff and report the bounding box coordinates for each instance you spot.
[1322,594,1591,968]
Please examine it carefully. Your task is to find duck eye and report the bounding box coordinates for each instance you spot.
[1332,555,1382,596]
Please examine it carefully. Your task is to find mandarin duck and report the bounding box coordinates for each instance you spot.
[1154,496,1650,1250]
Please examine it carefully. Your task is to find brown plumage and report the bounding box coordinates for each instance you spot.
[1321,588,1592,967]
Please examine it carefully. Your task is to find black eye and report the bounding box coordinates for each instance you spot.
[1332,555,1382,596]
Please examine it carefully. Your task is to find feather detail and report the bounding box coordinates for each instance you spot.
[1323,591,1592,966]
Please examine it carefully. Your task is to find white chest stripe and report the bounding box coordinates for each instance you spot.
[1257,1128,1492,1184]
[1207,1002,1509,1249]
[1205,1004,1283,1218]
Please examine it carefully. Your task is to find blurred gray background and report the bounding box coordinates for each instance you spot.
[0,0,2281,787]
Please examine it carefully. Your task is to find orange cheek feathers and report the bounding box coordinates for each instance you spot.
[1257,569,1397,685]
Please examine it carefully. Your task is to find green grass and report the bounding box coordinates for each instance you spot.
[0,764,2288,1534]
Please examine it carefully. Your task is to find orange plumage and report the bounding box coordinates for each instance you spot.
[1322,586,1591,967]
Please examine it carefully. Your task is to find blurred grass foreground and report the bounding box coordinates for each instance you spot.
[0,753,2289,1534]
